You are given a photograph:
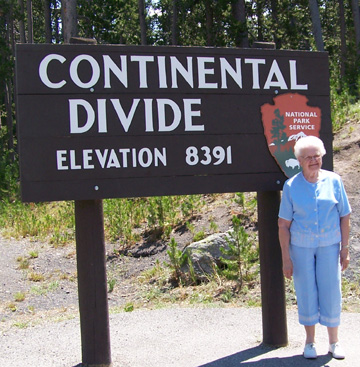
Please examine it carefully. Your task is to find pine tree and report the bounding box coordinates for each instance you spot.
[220,216,258,290]
[270,109,287,152]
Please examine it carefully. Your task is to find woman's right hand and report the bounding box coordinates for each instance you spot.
[282,257,293,279]
[278,218,293,279]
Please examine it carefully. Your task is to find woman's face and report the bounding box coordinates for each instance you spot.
[298,146,322,175]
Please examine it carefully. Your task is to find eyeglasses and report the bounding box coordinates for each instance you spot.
[301,154,322,162]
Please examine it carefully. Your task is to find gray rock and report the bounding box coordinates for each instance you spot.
[181,232,234,279]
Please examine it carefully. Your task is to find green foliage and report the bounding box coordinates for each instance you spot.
[0,200,75,245]
[103,198,145,245]
[147,196,177,229]
[107,278,116,293]
[209,220,218,233]
[0,156,19,202]
[103,195,204,247]
[341,276,360,312]
[16,256,30,270]
[330,85,357,132]
[193,230,206,242]
[165,237,198,286]
[233,192,245,207]
[180,195,203,218]
[0,0,15,80]
[166,237,187,283]
[28,250,39,259]
[153,0,247,47]
[124,302,134,312]
[77,0,143,44]
[0,127,19,202]
[0,194,205,246]
[14,291,26,302]
[219,216,259,290]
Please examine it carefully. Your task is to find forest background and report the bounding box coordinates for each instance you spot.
[0,1,359,301]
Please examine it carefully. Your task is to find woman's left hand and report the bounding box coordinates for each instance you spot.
[340,247,350,271]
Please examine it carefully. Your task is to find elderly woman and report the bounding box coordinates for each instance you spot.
[278,136,351,360]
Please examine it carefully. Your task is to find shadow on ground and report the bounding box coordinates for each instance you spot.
[71,343,335,367]
[198,344,333,367]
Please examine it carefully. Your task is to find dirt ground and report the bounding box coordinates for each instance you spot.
[0,118,359,332]
[332,118,360,273]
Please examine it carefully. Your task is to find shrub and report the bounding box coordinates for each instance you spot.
[219,216,259,290]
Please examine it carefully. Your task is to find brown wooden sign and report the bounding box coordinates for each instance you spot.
[15,44,332,202]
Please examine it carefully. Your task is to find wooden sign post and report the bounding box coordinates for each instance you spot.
[15,43,333,363]
[254,42,287,347]
[75,200,111,366]
[258,191,288,346]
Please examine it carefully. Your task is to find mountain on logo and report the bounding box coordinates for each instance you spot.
[288,132,307,142]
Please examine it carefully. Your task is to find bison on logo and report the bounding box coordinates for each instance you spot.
[261,93,321,178]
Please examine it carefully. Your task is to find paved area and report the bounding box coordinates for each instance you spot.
[1,307,359,366]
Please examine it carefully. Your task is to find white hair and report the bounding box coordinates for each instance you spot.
[294,136,326,159]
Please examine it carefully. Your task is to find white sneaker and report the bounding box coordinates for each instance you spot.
[304,343,317,359]
[329,342,345,359]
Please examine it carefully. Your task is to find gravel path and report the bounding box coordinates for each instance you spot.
[1,307,360,367]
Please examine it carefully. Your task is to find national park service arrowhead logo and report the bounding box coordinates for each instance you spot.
[261,93,321,178]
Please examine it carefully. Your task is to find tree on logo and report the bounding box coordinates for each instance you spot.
[270,108,288,151]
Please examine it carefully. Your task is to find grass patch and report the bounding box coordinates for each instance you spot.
[13,321,30,329]
[124,303,134,312]
[108,278,116,293]
[30,281,59,296]
[57,271,77,281]
[0,201,75,246]
[342,276,360,312]
[348,100,360,121]
[331,88,360,132]
[7,302,17,312]
[16,256,30,270]
[14,292,26,302]
[27,272,45,282]
[28,250,39,259]
[134,255,262,309]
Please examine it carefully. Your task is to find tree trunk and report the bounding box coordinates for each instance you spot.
[351,0,360,55]
[0,12,4,130]
[171,0,178,45]
[138,0,147,45]
[231,0,249,48]
[339,0,347,78]
[26,0,33,43]
[44,0,52,43]
[61,0,78,44]
[270,0,281,49]
[256,0,264,42]
[205,0,213,46]
[5,4,15,161]
[18,0,26,43]
[308,0,324,51]
[53,0,61,43]
[5,82,15,162]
